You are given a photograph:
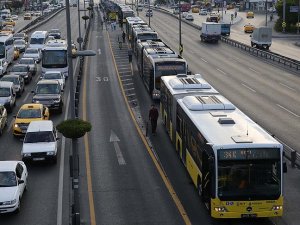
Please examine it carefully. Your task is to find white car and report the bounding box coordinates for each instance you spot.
[199,9,208,15]
[181,12,188,18]
[42,71,65,90]
[185,14,194,21]
[0,59,8,76]
[0,161,28,214]
[11,15,18,20]
[23,48,42,63]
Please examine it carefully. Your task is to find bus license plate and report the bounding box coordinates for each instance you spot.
[241,214,257,218]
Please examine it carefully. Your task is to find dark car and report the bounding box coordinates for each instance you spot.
[32,80,63,113]
[48,29,61,39]
[18,57,37,76]
[10,64,32,84]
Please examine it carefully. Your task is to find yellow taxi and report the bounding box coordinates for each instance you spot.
[13,104,50,137]
[1,26,14,34]
[191,5,200,13]
[4,18,16,26]
[244,23,255,33]
[23,13,32,20]
[246,11,254,18]
[14,47,20,60]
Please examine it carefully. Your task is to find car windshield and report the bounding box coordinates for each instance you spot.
[25,49,38,54]
[0,171,17,187]
[14,40,25,45]
[36,83,60,94]
[17,109,41,118]
[14,34,24,38]
[0,87,10,97]
[19,59,34,64]
[12,66,27,72]
[1,77,18,84]
[30,38,44,45]
[44,73,62,79]
[24,131,54,143]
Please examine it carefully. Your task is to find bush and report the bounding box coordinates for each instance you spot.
[57,119,92,139]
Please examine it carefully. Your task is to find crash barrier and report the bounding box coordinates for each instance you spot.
[18,8,66,34]
[221,36,300,72]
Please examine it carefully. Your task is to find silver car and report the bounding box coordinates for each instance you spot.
[41,71,65,90]
[14,39,28,53]
[18,57,37,76]
[23,48,42,63]
[0,75,25,97]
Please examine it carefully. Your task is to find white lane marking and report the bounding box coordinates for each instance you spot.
[110,130,126,165]
[216,68,226,75]
[279,82,296,91]
[123,83,133,86]
[7,119,14,133]
[200,58,207,63]
[23,92,31,103]
[241,83,256,93]
[98,48,101,55]
[276,104,300,118]
[57,56,79,225]
[248,67,260,74]
[121,79,132,82]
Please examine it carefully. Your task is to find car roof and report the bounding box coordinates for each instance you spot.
[27,120,53,132]
[37,79,60,84]
[1,74,20,78]
[13,64,28,67]
[0,161,21,171]
[0,81,13,87]
[44,71,62,74]
[20,103,43,110]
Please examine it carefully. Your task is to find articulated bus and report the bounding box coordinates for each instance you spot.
[136,39,166,71]
[163,93,286,218]
[132,27,158,52]
[41,39,68,78]
[141,47,187,99]
[125,17,147,40]
[121,8,135,23]
[160,74,219,142]
[0,33,14,64]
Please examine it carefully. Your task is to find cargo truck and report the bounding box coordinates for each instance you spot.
[250,27,272,50]
[200,22,221,43]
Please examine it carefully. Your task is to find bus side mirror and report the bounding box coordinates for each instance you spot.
[283,162,287,173]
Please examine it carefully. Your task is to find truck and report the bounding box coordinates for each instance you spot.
[221,23,231,36]
[250,27,272,50]
[200,22,222,43]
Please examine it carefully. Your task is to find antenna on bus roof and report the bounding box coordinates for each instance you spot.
[246,122,249,136]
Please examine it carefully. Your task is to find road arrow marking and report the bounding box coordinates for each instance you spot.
[110,130,126,165]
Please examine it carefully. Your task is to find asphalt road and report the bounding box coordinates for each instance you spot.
[0,7,85,225]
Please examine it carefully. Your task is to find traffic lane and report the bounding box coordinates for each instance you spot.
[140,12,300,152]
[0,10,82,224]
[79,21,185,224]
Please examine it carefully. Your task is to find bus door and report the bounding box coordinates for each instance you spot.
[181,121,187,166]
[202,151,214,207]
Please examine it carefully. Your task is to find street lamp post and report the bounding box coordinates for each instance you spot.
[283,0,286,32]
[265,0,268,26]
[148,0,150,26]
[297,0,300,34]
[77,0,82,50]
[179,0,182,56]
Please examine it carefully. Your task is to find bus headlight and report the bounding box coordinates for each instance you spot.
[152,89,160,99]
[214,207,228,212]
[272,205,282,210]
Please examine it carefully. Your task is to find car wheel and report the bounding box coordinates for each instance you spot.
[0,127,2,136]
[15,199,21,214]
[52,156,57,164]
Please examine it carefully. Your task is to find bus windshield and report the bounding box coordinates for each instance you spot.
[0,43,5,59]
[218,160,281,201]
[30,38,45,45]
[155,61,186,78]
[42,50,67,68]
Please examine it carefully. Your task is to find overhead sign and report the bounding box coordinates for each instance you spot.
[290,6,299,12]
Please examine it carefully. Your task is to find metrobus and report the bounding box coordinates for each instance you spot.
[164,93,286,218]
[132,27,158,51]
[125,17,147,40]
[121,7,135,23]
[137,4,144,11]
[160,74,219,141]
[29,31,49,50]
[0,33,14,64]
[136,39,166,71]
[141,47,188,99]
[41,39,68,78]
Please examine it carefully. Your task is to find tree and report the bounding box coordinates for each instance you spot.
[56,119,92,139]
[11,1,23,11]
[275,0,300,32]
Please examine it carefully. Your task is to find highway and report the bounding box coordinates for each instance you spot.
[0,5,299,225]
[0,8,85,225]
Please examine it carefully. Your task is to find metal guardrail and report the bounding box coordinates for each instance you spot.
[220,37,300,72]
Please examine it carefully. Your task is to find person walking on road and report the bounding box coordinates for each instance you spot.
[149,104,159,135]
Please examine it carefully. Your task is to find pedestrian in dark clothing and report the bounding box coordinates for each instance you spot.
[122,31,126,43]
[128,48,133,63]
[149,104,159,134]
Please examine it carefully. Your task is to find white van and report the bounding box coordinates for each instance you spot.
[0,9,11,19]
[29,31,49,50]
[22,120,59,163]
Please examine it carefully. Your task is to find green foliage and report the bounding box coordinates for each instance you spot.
[57,119,92,139]
[11,1,23,9]
[275,0,300,33]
